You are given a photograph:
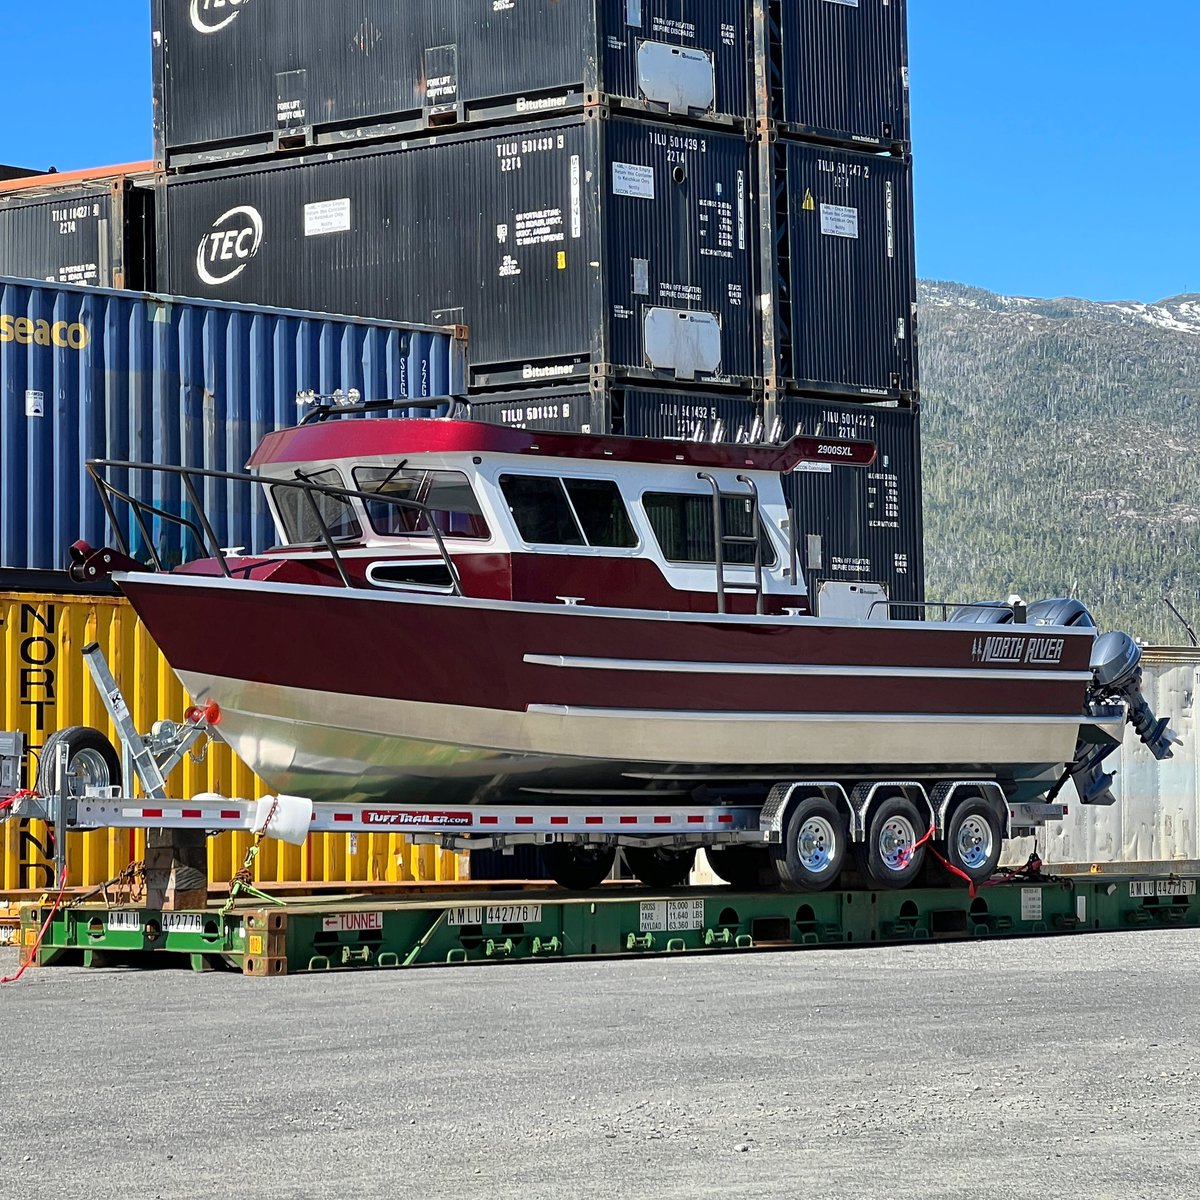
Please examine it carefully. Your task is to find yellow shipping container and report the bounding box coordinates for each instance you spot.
[1,590,463,893]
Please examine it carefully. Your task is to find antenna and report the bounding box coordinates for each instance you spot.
[1163,594,1199,647]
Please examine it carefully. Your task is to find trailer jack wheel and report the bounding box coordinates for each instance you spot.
[624,846,696,889]
[542,843,617,891]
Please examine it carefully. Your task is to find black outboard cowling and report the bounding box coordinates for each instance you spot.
[1026,598,1096,628]
[949,602,1015,625]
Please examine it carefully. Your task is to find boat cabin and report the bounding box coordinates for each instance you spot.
[234,419,875,616]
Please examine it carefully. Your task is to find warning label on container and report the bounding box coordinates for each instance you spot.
[515,208,564,247]
[304,198,352,237]
[639,899,706,933]
[24,390,44,418]
[613,161,656,201]
[820,203,859,239]
[1021,887,1043,922]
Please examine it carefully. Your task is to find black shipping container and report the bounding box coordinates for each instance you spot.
[0,179,156,290]
[763,0,909,150]
[160,115,758,390]
[779,397,923,609]
[765,142,917,400]
[155,0,752,169]
[462,383,762,438]
[0,165,39,183]
[446,386,924,605]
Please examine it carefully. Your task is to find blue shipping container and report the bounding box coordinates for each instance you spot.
[0,277,466,570]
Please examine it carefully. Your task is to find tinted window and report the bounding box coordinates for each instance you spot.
[643,492,776,567]
[499,476,584,546]
[564,479,637,548]
[272,469,361,544]
[354,467,489,539]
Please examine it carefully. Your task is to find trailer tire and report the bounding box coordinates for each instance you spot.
[36,726,122,797]
[938,797,1003,885]
[773,795,847,892]
[856,795,925,889]
[542,843,616,891]
[706,845,774,890]
[624,846,696,889]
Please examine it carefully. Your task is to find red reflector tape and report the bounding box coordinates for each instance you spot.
[142,809,163,819]
[687,815,704,824]
[181,809,201,819]
[550,816,568,826]
[718,814,733,824]
[620,816,637,825]
[221,810,241,820]
[654,815,671,825]
[480,816,498,825]
[515,816,534,826]
[585,816,603,825]
[334,813,353,823]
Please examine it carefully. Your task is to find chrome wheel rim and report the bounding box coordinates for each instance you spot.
[878,814,918,872]
[956,814,994,870]
[64,749,113,796]
[796,815,837,875]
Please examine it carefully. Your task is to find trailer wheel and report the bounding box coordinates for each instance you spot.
[706,845,774,890]
[36,726,122,797]
[773,795,847,892]
[856,795,925,889]
[938,797,1003,884]
[542,843,617,891]
[624,846,695,889]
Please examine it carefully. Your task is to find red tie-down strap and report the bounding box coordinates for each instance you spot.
[899,825,979,899]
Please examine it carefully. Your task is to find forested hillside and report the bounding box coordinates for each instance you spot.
[918,281,1200,644]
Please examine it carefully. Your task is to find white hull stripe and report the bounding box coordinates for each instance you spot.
[524,653,1091,684]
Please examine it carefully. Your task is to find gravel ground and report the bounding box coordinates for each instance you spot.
[0,930,1197,1199]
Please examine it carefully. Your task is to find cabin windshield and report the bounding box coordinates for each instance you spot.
[499,475,637,549]
[643,491,778,567]
[272,468,361,544]
[353,466,489,539]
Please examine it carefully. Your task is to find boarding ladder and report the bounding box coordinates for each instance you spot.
[697,472,765,615]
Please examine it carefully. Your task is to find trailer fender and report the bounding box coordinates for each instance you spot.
[759,781,852,843]
[849,782,934,842]
[930,781,1010,839]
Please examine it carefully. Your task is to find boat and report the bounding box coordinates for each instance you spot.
[69,407,1176,891]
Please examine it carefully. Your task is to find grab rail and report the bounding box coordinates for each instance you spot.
[85,459,464,596]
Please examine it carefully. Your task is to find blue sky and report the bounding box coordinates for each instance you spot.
[1,2,1196,303]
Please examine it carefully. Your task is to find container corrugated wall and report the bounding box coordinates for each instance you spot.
[158,114,757,391]
[0,176,156,291]
[155,0,752,169]
[0,589,464,893]
[766,0,909,151]
[1002,651,1200,868]
[0,276,466,571]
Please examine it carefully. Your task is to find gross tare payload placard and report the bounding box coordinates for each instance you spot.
[639,899,706,932]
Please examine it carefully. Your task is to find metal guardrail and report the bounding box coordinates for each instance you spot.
[85,458,464,595]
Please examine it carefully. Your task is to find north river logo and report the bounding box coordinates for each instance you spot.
[189,0,251,34]
[971,635,1065,666]
[195,205,264,286]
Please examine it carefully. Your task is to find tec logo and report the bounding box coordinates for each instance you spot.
[195,205,264,286]
[189,0,251,34]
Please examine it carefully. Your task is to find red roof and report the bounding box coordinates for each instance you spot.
[0,162,154,196]
[248,418,876,473]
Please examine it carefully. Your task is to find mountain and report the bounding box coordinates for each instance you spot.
[917,280,1200,645]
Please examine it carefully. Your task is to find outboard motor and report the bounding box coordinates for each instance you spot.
[1068,630,1181,806]
[949,601,1016,625]
[1026,598,1096,628]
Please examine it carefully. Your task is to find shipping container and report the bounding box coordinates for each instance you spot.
[0,166,39,184]
[154,0,752,170]
[159,114,758,392]
[763,142,917,400]
[778,397,924,610]
[760,0,909,151]
[1002,650,1200,869]
[0,165,157,291]
[0,586,465,893]
[451,386,924,606]
[0,276,466,571]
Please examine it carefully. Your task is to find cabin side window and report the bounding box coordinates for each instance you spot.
[271,468,361,545]
[353,467,489,540]
[499,475,636,549]
[643,492,778,567]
